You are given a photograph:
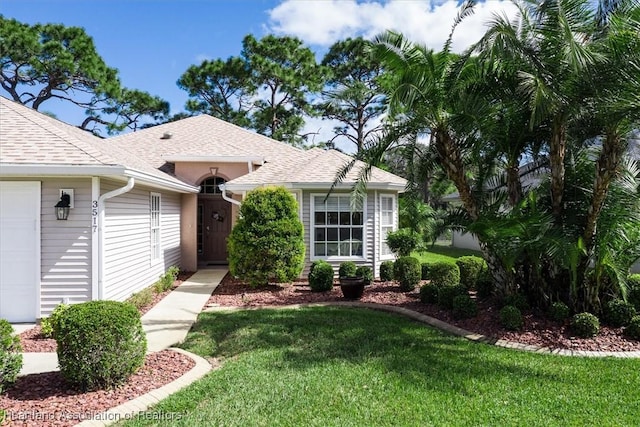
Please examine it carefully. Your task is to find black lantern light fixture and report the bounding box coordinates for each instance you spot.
[55,192,71,220]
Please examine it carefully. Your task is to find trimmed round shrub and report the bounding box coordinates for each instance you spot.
[547,301,570,322]
[0,319,22,393]
[604,299,636,327]
[338,261,357,278]
[452,294,478,319]
[421,262,433,280]
[394,256,421,291]
[628,274,640,312]
[228,187,305,287]
[476,272,494,299]
[56,301,147,390]
[40,302,69,339]
[379,261,395,282]
[428,262,460,287]
[624,315,640,340]
[437,284,466,310]
[355,266,373,285]
[309,260,334,292]
[571,312,600,338]
[501,293,530,311]
[499,305,524,331]
[419,283,439,304]
[455,256,486,289]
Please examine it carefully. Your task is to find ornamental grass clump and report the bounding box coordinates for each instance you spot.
[309,260,334,292]
[379,261,395,281]
[394,256,421,291]
[0,319,22,393]
[571,312,600,338]
[56,300,146,391]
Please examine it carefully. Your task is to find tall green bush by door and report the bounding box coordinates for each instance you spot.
[56,301,146,390]
[228,187,305,287]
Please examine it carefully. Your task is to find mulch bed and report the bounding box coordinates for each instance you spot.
[207,274,640,352]
[0,350,195,427]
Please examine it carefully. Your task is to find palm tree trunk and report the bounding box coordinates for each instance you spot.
[506,162,523,207]
[434,130,478,220]
[582,131,626,249]
[549,119,567,219]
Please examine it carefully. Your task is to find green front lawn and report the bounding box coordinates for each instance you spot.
[413,242,482,264]
[122,307,640,426]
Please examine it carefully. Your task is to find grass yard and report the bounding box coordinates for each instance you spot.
[122,307,640,427]
[413,241,482,264]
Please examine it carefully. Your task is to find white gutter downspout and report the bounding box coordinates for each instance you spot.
[97,177,135,300]
[219,183,241,206]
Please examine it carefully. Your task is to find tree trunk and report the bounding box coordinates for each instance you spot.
[434,130,478,220]
[582,131,626,249]
[506,161,523,207]
[549,119,566,219]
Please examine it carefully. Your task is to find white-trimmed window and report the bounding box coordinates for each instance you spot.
[380,194,396,258]
[312,194,364,258]
[150,193,161,261]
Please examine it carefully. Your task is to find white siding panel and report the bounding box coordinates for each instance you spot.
[101,180,181,302]
[40,178,92,316]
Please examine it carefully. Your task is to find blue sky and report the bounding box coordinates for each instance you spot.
[1,0,517,146]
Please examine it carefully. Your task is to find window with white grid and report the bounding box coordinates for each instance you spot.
[380,195,396,257]
[150,193,161,261]
[312,195,364,258]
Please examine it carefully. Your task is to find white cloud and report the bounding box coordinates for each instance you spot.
[267,0,519,52]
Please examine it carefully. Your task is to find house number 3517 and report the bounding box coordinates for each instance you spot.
[92,200,98,232]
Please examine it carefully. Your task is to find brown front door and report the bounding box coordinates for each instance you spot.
[198,198,231,265]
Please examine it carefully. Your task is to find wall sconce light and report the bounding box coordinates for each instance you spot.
[55,190,72,220]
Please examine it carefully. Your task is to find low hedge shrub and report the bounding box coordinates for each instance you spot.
[455,256,486,289]
[419,283,439,304]
[421,262,433,280]
[547,301,570,322]
[624,315,640,340]
[338,261,357,278]
[452,294,478,319]
[604,299,636,327]
[394,256,421,291]
[428,262,460,287]
[309,260,334,292]
[571,312,600,338]
[437,284,466,310]
[0,319,22,393]
[501,293,530,311]
[499,305,523,331]
[476,272,494,299]
[379,261,395,282]
[56,300,147,390]
[628,274,640,312]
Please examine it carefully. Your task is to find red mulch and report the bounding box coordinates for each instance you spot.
[207,274,640,352]
[0,350,195,427]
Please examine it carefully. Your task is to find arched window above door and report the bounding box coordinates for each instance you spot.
[199,177,226,194]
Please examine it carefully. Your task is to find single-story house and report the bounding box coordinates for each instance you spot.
[0,96,406,322]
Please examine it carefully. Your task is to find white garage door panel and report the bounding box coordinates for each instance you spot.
[0,182,40,322]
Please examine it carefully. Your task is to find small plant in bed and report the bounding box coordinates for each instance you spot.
[0,319,22,393]
[380,260,395,281]
[309,260,334,292]
[571,312,600,338]
[394,256,421,291]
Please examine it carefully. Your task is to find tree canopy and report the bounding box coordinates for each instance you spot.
[0,16,169,134]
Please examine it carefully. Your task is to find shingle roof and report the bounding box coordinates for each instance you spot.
[1,96,406,192]
[0,96,197,191]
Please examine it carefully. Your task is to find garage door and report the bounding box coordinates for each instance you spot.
[0,182,40,322]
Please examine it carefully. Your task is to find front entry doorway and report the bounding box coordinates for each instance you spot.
[198,197,231,265]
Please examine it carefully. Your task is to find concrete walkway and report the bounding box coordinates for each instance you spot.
[16,267,226,376]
